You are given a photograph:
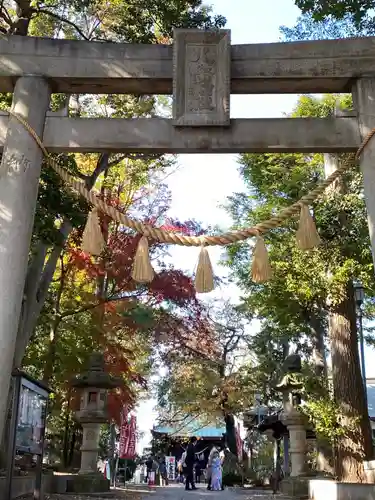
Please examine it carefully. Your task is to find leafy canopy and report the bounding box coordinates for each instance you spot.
[293,0,375,31]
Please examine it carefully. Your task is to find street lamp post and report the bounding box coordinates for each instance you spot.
[354,281,367,394]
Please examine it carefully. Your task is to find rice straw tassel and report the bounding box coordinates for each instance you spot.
[296,203,321,250]
[131,234,155,283]
[195,241,215,293]
[251,233,272,283]
[82,208,105,256]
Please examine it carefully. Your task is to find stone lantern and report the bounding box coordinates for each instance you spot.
[71,353,122,475]
[276,353,309,499]
[276,354,307,477]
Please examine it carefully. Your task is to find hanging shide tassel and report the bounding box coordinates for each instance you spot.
[252,234,272,283]
[296,204,321,250]
[195,245,214,293]
[82,208,105,256]
[131,235,155,283]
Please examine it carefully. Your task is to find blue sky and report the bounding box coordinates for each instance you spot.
[136,0,375,452]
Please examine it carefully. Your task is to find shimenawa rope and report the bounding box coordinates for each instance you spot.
[6,109,375,291]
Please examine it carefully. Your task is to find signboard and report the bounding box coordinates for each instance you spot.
[166,456,176,481]
[6,372,51,500]
[16,377,49,455]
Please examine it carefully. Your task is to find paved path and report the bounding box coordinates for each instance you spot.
[47,484,289,500]
[115,484,287,500]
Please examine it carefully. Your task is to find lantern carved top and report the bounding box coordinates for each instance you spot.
[71,353,122,389]
[276,353,303,393]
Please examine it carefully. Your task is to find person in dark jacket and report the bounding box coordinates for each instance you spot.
[195,461,202,484]
[158,458,168,486]
[185,437,198,490]
[145,456,153,483]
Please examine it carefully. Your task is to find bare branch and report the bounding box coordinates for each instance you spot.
[34,8,91,40]
[85,153,109,189]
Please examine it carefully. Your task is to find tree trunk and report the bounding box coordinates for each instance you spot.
[309,311,327,378]
[62,397,71,468]
[42,315,62,384]
[224,412,237,456]
[330,282,372,482]
[309,310,333,474]
[12,0,33,35]
[323,154,372,481]
[43,254,65,383]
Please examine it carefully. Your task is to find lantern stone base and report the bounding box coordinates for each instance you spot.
[79,422,101,474]
[309,479,375,500]
[65,473,110,493]
[280,476,309,499]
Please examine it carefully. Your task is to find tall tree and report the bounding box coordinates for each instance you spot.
[157,300,255,456]
[225,94,375,481]
[280,12,375,40]
[280,13,375,480]
[292,0,375,31]
[23,160,211,463]
[0,0,225,38]
[0,0,226,445]
[0,0,226,364]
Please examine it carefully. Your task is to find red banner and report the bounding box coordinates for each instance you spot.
[119,409,136,460]
[119,406,130,458]
[124,415,136,459]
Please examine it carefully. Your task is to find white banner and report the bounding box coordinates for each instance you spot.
[166,456,176,480]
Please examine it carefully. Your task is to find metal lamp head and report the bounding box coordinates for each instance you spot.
[354,281,365,306]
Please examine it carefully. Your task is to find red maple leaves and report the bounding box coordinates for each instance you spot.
[66,215,214,421]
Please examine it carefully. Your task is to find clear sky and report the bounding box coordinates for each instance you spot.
[136,0,375,453]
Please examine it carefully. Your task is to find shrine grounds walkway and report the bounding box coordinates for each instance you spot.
[46,484,292,500]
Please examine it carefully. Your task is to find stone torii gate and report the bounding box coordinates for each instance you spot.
[0,29,375,440]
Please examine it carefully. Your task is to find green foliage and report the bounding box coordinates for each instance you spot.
[294,0,374,28]
[280,12,375,40]
[156,300,255,424]
[303,397,345,441]
[225,93,375,441]
[0,0,226,40]
[0,0,226,466]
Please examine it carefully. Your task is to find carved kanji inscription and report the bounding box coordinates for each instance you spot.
[0,150,31,178]
[173,29,231,126]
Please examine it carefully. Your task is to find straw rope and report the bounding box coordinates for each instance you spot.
[7,110,375,247]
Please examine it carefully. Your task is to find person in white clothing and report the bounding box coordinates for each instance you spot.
[206,445,218,491]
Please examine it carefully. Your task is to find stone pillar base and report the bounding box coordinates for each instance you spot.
[364,460,375,483]
[280,476,309,499]
[79,422,101,474]
[309,479,375,500]
[66,474,110,494]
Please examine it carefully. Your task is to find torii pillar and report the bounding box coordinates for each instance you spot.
[0,76,51,439]
[354,79,375,270]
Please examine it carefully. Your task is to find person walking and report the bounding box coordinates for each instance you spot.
[206,444,218,491]
[195,461,202,484]
[185,437,198,491]
[177,457,184,483]
[145,456,153,484]
[158,458,168,486]
[211,452,223,491]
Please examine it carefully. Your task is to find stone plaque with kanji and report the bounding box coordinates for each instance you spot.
[172,29,231,127]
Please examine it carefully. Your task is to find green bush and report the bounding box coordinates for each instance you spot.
[222,472,243,486]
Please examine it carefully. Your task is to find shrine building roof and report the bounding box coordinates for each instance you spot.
[152,421,225,439]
